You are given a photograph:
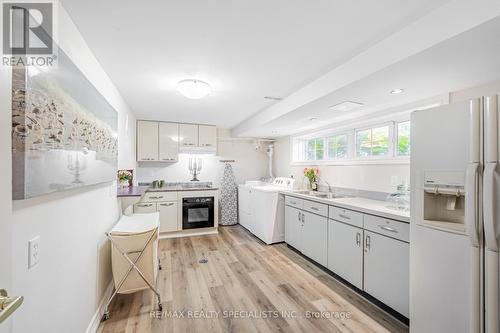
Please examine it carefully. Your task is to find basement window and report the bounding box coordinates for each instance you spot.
[396,121,411,156]
[355,125,390,158]
[327,134,348,159]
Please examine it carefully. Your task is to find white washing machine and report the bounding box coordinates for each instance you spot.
[238,177,295,244]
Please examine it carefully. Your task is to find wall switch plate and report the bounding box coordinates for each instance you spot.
[28,236,40,269]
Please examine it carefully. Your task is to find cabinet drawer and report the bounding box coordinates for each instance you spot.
[143,191,178,202]
[302,200,328,217]
[134,202,156,213]
[364,214,409,242]
[285,196,303,209]
[329,206,363,228]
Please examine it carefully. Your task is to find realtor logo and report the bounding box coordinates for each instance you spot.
[1,1,57,66]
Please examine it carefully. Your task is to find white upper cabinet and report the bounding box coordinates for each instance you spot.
[179,124,199,147]
[137,120,159,161]
[158,122,179,162]
[138,121,216,161]
[199,125,217,148]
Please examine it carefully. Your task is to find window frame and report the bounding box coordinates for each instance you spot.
[325,132,350,160]
[290,120,413,165]
[395,120,411,158]
[354,122,394,160]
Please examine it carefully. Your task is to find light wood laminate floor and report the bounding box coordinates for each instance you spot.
[97,225,408,333]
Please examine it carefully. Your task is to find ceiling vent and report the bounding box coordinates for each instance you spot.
[329,101,364,112]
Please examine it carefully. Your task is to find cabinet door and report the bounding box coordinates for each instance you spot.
[179,124,199,147]
[134,202,157,214]
[199,125,217,148]
[302,211,328,267]
[158,122,179,162]
[285,206,302,250]
[157,201,179,233]
[137,121,158,161]
[364,231,409,317]
[328,219,364,289]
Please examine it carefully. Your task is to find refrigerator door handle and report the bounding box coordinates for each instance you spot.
[484,162,499,252]
[465,162,480,247]
[484,161,500,333]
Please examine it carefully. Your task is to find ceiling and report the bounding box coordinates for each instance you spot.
[60,0,451,128]
[245,15,500,137]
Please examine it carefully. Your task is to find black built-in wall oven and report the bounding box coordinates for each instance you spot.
[182,196,214,229]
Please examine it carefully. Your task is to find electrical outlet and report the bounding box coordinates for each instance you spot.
[28,236,40,269]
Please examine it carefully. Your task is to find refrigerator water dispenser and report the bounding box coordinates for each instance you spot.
[422,171,466,231]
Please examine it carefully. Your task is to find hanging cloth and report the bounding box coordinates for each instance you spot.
[219,163,238,226]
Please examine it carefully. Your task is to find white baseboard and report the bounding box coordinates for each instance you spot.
[159,227,218,239]
[85,281,114,333]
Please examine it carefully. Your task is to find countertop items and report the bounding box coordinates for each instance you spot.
[284,191,410,223]
[139,181,218,192]
[117,186,149,198]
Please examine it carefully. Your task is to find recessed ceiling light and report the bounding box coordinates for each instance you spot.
[390,88,404,94]
[329,101,364,112]
[177,79,211,99]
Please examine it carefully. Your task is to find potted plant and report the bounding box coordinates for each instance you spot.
[118,170,132,188]
[303,168,320,191]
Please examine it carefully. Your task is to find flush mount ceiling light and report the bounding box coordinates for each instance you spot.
[177,79,211,99]
[329,101,364,112]
[390,88,404,94]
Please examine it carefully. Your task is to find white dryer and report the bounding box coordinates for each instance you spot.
[238,177,295,244]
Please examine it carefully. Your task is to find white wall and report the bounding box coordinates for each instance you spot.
[449,80,500,102]
[7,4,136,333]
[273,136,409,194]
[136,129,270,186]
[0,51,13,333]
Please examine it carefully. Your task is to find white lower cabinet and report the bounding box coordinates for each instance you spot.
[285,195,409,317]
[134,201,180,233]
[328,219,364,289]
[363,231,409,317]
[285,205,302,250]
[285,206,328,267]
[134,202,157,213]
[301,211,328,267]
[157,202,178,233]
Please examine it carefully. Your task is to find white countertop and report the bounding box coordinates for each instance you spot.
[283,191,410,223]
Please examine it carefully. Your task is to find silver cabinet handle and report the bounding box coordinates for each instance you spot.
[311,206,319,211]
[339,213,351,220]
[378,225,398,233]
[290,201,297,205]
[137,204,153,207]
[149,196,164,199]
[356,232,361,247]
[365,235,371,252]
[162,158,176,161]
[302,213,305,224]
[159,203,175,207]
[298,211,301,222]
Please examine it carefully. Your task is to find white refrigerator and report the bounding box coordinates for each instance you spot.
[410,95,499,333]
